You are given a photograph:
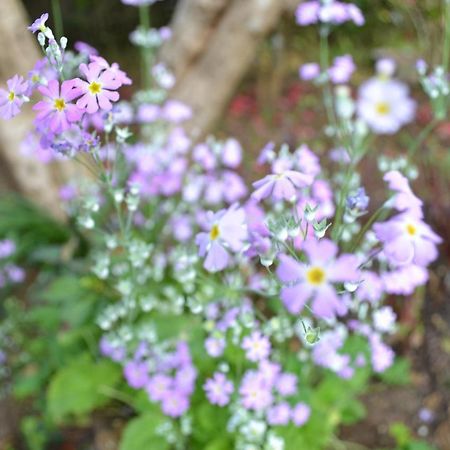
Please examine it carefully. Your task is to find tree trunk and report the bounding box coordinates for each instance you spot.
[160,0,299,138]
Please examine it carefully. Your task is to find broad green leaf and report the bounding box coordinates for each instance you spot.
[119,412,169,450]
[46,355,121,423]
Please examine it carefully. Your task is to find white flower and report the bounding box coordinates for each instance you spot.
[357,77,416,134]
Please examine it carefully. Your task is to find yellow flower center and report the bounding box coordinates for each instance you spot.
[54,98,66,112]
[406,223,417,236]
[306,266,326,286]
[32,74,40,83]
[210,224,220,241]
[8,91,15,102]
[375,102,390,115]
[88,81,102,95]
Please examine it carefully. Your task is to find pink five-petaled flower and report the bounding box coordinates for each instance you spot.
[195,204,248,272]
[252,169,313,203]
[90,55,132,87]
[75,62,122,114]
[242,331,271,362]
[373,213,441,267]
[0,75,29,120]
[28,13,49,33]
[203,372,234,407]
[276,238,360,319]
[33,79,83,133]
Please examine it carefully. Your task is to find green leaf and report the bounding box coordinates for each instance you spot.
[390,422,411,447]
[119,412,169,450]
[46,355,121,423]
[340,398,367,425]
[380,358,411,386]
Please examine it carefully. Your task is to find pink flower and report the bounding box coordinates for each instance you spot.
[291,403,311,426]
[33,79,83,133]
[90,55,132,86]
[196,204,248,272]
[374,214,441,267]
[267,402,291,425]
[204,373,234,406]
[384,170,422,217]
[296,1,320,25]
[0,75,29,119]
[239,370,273,411]
[28,13,49,33]
[242,331,271,362]
[75,62,122,114]
[252,170,313,202]
[299,63,320,81]
[276,239,360,318]
[328,54,355,84]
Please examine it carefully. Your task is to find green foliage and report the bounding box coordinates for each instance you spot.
[390,422,437,450]
[0,196,71,258]
[379,358,411,386]
[47,355,121,423]
[119,410,170,450]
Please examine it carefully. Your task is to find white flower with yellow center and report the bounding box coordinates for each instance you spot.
[357,77,416,135]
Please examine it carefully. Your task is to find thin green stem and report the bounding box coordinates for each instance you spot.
[407,118,439,159]
[350,204,387,253]
[139,5,153,89]
[319,28,337,130]
[443,0,450,74]
[51,0,64,40]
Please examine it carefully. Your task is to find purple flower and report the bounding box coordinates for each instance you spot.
[296,1,320,25]
[384,171,422,217]
[252,170,313,203]
[299,63,321,81]
[146,374,172,401]
[204,372,234,406]
[0,240,15,259]
[124,361,150,389]
[275,372,297,396]
[267,402,291,425]
[295,1,364,27]
[381,264,428,295]
[328,55,355,84]
[174,365,197,395]
[161,390,189,417]
[99,337,126,362]
[205,336,225,357]
[222,138,242,168]
[122,0,163,6]
[74,41,99,56]
[291,403,311,426]
[6,266,25,283]
[239,370,273,411]
[357,271,384,303]
[161,100,192,123]
[75,62,121,114]
[0,75,29,119]
[374,214,441,267]
[276,239,360,318]
[242,331,271,362]
[90,56,132,87]
[196,204,248,272]
[347,187,369,211]
[369,334,394,372]
[28,13,49,33]
[33,79,83,133]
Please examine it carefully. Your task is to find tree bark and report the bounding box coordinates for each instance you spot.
[161,0,299,138]
[0,0,69,219]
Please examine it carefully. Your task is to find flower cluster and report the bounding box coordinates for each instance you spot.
[0,6,445,450]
